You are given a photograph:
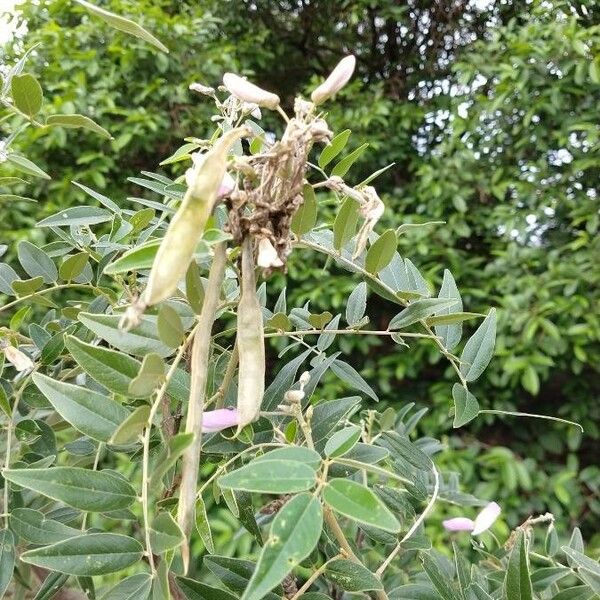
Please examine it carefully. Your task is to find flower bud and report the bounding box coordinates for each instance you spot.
[3,344,34,371]
[311,55,356,105]
[299,371,311,388]
[223,73,280,109]
[257,238,283,269]
[189,82,215,96]
[284,389,305,404]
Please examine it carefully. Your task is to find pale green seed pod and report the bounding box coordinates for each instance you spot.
[142,127,248,308]
[235,237,265,431]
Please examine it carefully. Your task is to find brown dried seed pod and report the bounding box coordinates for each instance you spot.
[142,126,248,308]
[235,236,266,431]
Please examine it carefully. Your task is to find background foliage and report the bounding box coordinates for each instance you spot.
[1,0,598,559]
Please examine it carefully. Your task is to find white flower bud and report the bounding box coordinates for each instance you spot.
[311,55,356,105]
[257,238,284,269]
[299,371,311,387]
[223,73,280,109]
[241,102,262,120]
[189,82,215,96]
[284,389,305,403]
[3,345,34,371]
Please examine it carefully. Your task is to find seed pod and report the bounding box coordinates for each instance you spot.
[311,55,356,105]
[223,72,280,109]
[142,127,248,309]
[235,237,265,431]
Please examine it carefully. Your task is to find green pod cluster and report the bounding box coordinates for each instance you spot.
[142,127,247,307]
[236,237,266,431]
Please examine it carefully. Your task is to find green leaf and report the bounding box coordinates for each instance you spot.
[0,263,20,295]
[31,571,69,600]
[195,496,215,554]
[37,206,112,228]
[11,73,43,116]
[98,573,152,600]
[561,546,600,591]
[103,240,161,275]
[78,312,174,358]
[365,229,397,274]
[128,353,165,397]
[346,281,367,326]
[378,431,432,471]
[324,425,362,458]
[291,184,317,236]
[331,143,369,177]
[6,154,50,179]
[2,468,136,512]
[0,193,36,203]
[452,384,479,427]
[10,509,80,545]
[59,253,89,281]
[434,270,463,350]
[46,114,112,139]
[333,198,359,250]
[21,533,143,576]
[325,559,383,592]
[12,276,44,296]
[422,553,462,600]
[75,0,169,53]
[504,530,533,600]
[32,373,129,442]
[219,459,317,494]
[389,298,459,330]
[0,529,15,599]
[319,129,351,168]
[254,446,322,470]
[460,308,497,382]
[323,479,400,532]
[311,397,361,452]
[110,405,150,444]
[18,241,58,283]
[204,556,281,600]
[150,512,184,554]
[331,359,378,401]
[72,181,120,213]
[157,304,184,348]
[185,260,204,314]
[177,577,237,600]
[308,311,333,330]
[242,493,323,600]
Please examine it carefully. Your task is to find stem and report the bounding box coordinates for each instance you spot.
[323,508,360,563]
[141,320,201,575]
[80,443,104,531]
[0,284,100,314]
[376,465,440,577]
[264,329,438,340]
[479,410,583,431]
[177,242,227,573]
[208,342,238,409]
[2,367,37,526]
[289,554,342,600]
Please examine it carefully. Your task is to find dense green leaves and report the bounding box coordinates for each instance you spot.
[2,467,137,512]
[21,533,143,576]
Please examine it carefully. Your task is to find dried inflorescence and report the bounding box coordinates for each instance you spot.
[225,112,333,273]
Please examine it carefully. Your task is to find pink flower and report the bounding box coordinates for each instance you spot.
[222,73,280,109]
[442,517,475,532]
[443,502,501,535]
[202,409,240,433]
[311,55,356,105]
